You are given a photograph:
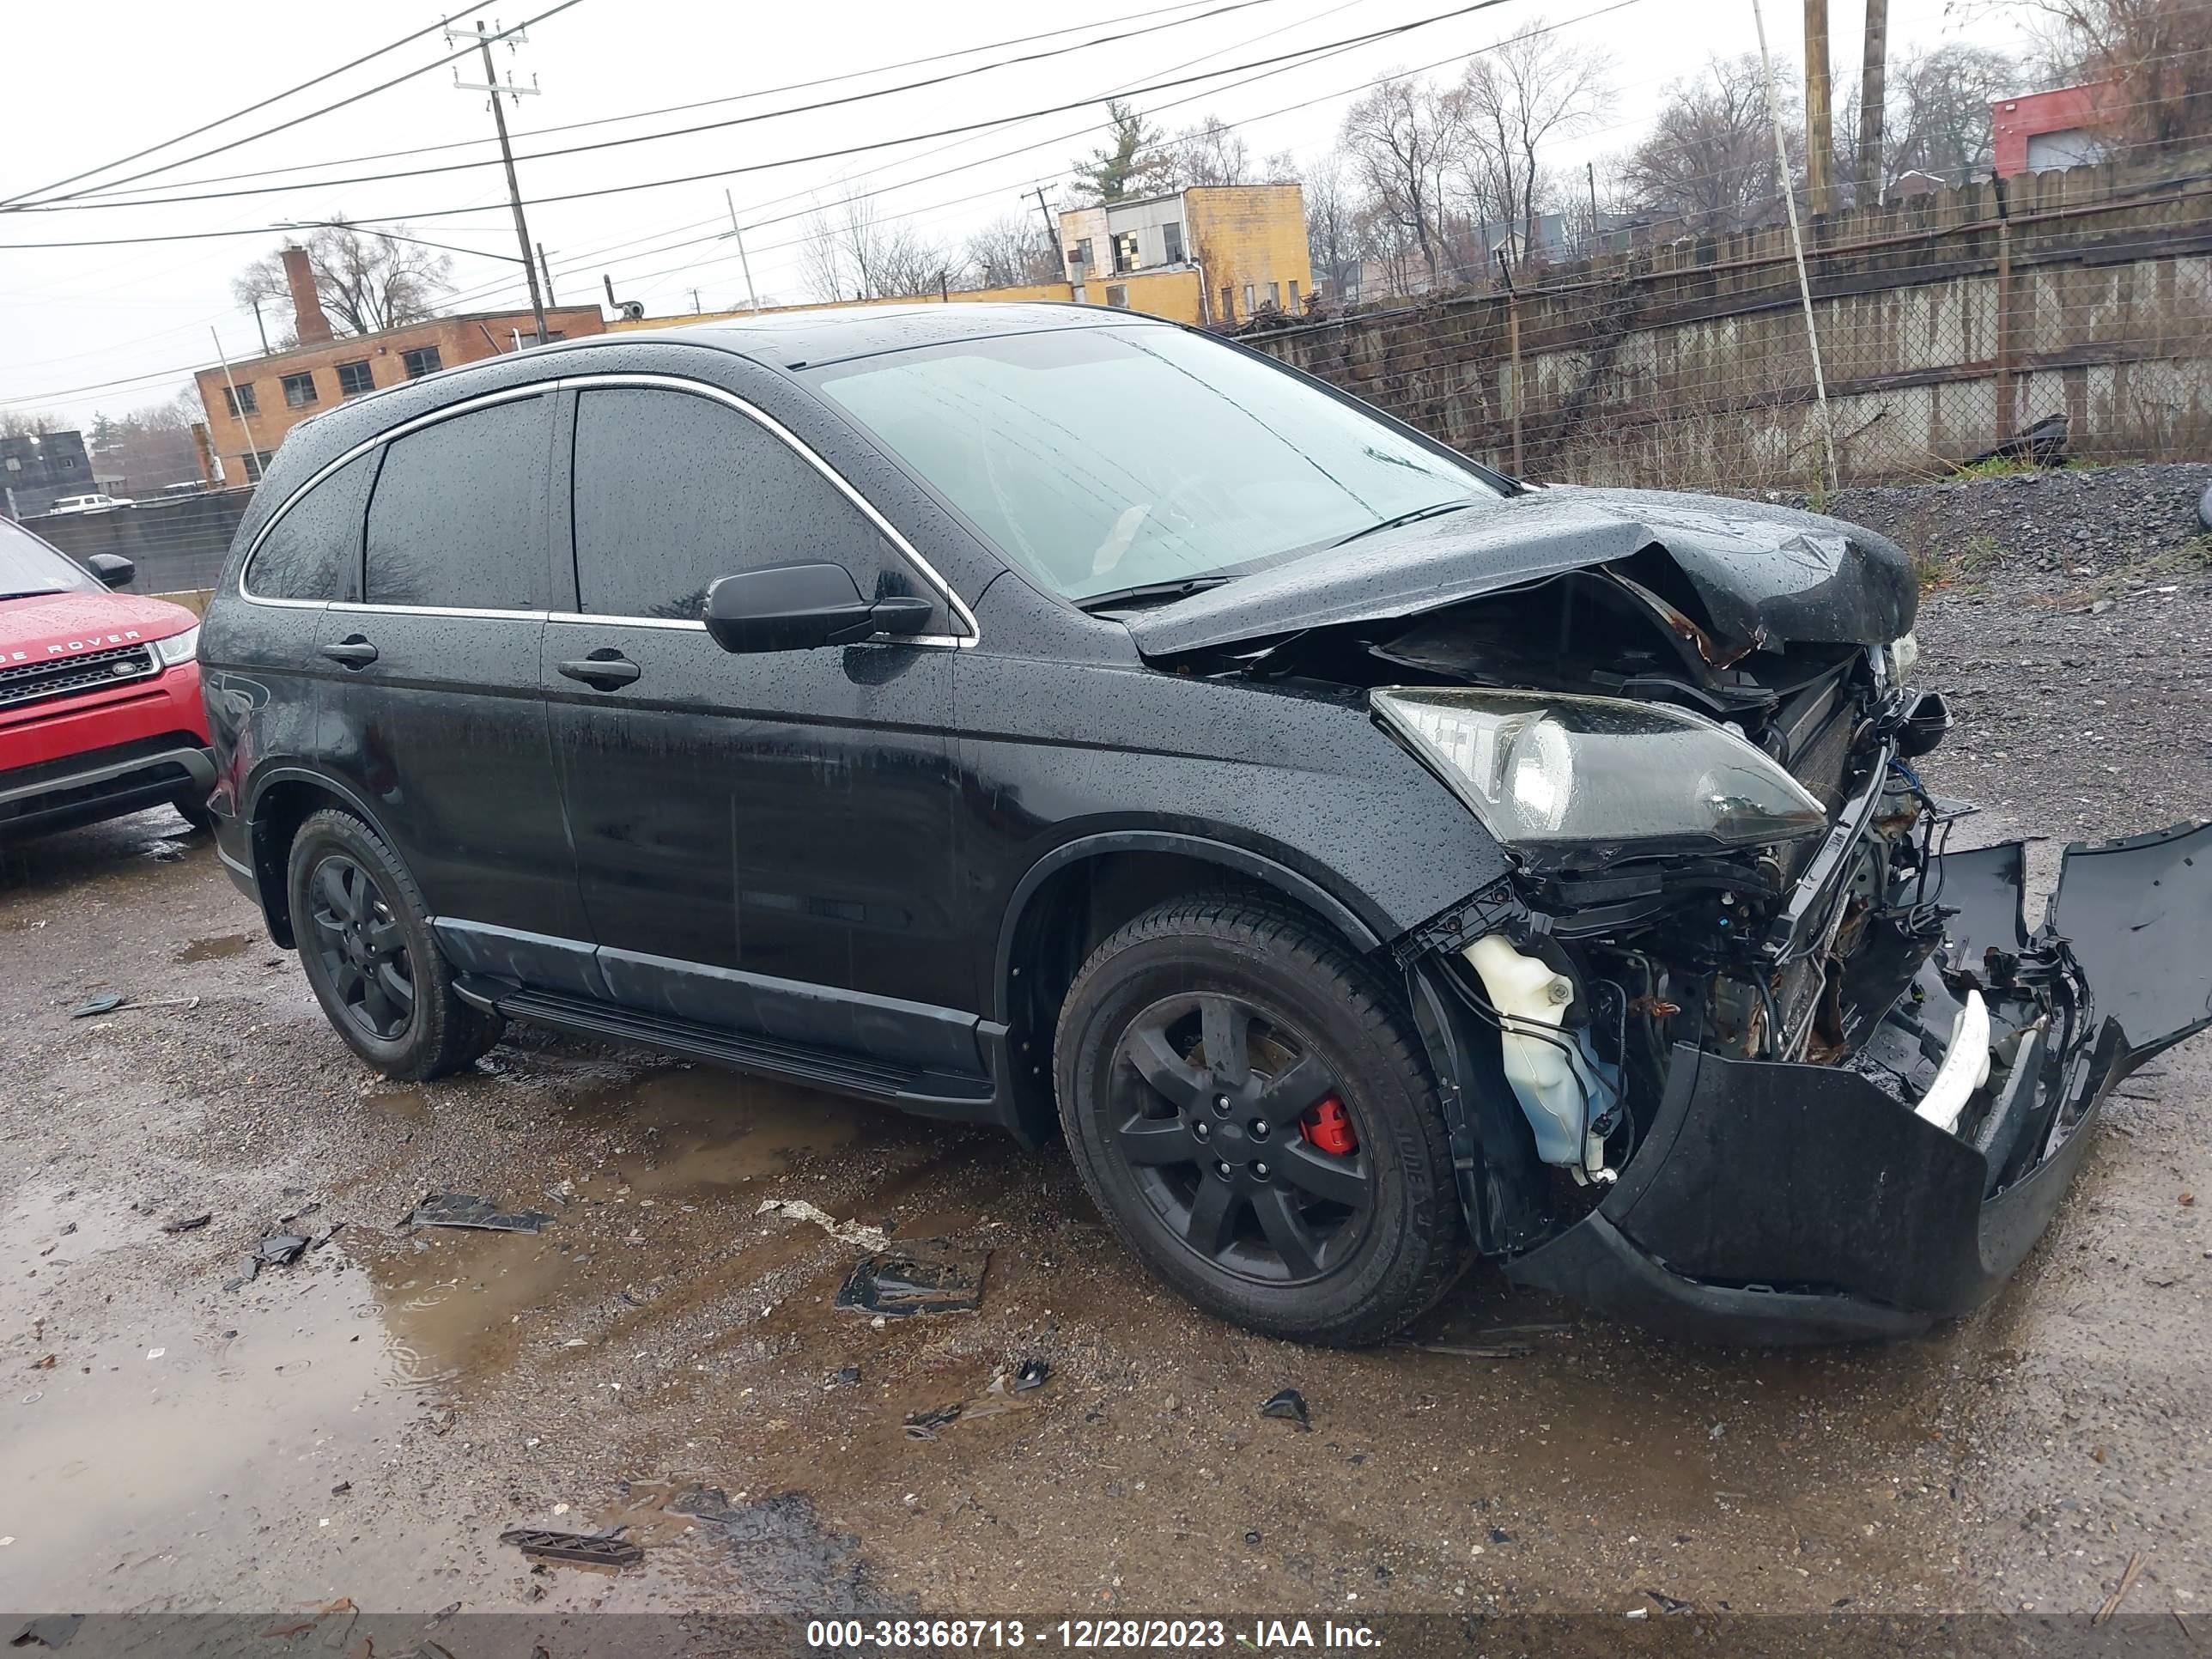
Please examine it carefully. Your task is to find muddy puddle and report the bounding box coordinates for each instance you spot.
[173,932,256,964]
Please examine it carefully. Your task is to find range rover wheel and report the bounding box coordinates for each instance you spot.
[1055,894,1464,1347]
[286,807,502,1080]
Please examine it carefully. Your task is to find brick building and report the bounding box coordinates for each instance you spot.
[1990,83,2118,176]
[194,246,605,484]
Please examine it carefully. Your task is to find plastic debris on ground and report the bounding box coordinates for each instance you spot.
[1260,1387,1312,1431]
[409,1193,556,1233]
[902,1402,963,1440]
[1012,1358,1051,1393]
[159,1212,212,1234]
[68,994,125,1018]
[498,1528,644,1567]
[755,1196,890,1250]
[835,1242,988,1317]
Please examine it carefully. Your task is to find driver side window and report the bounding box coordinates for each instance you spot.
[570,386,920,622]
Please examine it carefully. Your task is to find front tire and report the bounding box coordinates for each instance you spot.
[1055,894,1463,1346]
[286,807,502,1080]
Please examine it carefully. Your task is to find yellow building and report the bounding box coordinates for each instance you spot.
[1058,184,1312,326]
[608,183,1309,334]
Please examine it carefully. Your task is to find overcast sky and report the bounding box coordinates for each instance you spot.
[0,0,2038,432]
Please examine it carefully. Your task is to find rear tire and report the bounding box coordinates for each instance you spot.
[1054,893,1463,1346]
[286,807,502,1080]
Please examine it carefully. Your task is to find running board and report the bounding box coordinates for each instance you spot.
[455,975,1000,1116]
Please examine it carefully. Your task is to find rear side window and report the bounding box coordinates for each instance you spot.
[246,451,377,602]
[570,386,915,622]
[364,396,550,610]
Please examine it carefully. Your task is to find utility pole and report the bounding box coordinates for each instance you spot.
[722,189,760,313]
[1855,0,1889,208]
[1029,185,1061,270]
[451,17,548,343]
[1585,161,1601,255]
[1753,0,1838,495]
[1802,0,1837,217]
[210,325,264,486]
[248,297,270,356]
[536,241,556,305]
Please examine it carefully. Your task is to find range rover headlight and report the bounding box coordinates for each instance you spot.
[1373,687,1828,860]
[155,623,199,666]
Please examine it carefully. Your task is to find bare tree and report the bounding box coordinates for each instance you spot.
[1618,54,1803,235]
[1340,78,1462,289]
[963,211,1062,289]
[1457,19,1610,268]
[1302,154,1364,300]
[2014,0,2212,153]
[0,409,71,440]
[232,217,453,338]
[1174,115,1252,187]
[799,189,951,302]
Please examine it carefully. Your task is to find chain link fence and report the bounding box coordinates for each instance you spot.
[1249,155,2212,497]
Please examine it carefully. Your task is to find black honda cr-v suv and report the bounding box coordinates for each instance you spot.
[203,303,2210,1348]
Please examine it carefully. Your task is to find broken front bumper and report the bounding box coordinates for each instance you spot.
[1503,823,2212,1344]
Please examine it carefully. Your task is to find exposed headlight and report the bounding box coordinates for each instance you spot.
[1886,632,1919,681]
[1373,687,1828,860]
[155,623,200,666]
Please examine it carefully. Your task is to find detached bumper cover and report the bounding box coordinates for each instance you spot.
[1506,823,2212,1343]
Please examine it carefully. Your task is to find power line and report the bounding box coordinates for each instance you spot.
[21,0,1296,216]
[0,0,1528,249]
[0,7,477,210]
[571,0,1628,304]
[443,0,1618,311]
[435,0,1371,309]
[53,0,1235,206]
[5,1,588,214]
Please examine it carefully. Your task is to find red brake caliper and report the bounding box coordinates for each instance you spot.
[1300,1094,1358,1156]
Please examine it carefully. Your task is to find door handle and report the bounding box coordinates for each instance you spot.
[321,635,378,667]
[557,652,642,690]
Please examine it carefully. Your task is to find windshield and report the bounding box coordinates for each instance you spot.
[811,325,1504,602]
[0,518,96,599]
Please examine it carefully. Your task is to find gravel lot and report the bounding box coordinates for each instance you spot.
[0,471,2205,1637]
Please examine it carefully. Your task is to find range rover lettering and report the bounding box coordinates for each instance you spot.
[199,306,2212,1346]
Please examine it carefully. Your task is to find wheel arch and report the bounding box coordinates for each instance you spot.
[989,830,1389,1139]
[242,767,396,949]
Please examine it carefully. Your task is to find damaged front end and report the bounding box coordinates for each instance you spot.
[1144,503,2212,1342]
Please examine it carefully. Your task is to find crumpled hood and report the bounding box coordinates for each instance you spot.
[0,589,198,659]
[1122,484,1917,658]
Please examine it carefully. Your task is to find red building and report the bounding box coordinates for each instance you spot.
[1990,83,2118,177]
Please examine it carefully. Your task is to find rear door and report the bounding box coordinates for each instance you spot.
[545,376,974,1078]
[316,387,592,990]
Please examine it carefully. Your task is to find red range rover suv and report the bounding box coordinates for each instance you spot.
[0,515,214,842]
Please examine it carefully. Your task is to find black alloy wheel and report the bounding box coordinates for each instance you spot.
[1106,992,1370,1285]
[305,853,416,1041]
[1055,893,1464,1346]
[284,806,502,1080]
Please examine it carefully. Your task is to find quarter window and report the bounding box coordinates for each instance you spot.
[401,345,443,379]
[282,371,319,409]
[569,386,919,623]
[336,360,374,397]
[364,396,549,610]
[246,451,377,602]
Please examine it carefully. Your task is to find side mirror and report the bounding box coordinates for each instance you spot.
[703,562,935,653]
[87,553,134,589]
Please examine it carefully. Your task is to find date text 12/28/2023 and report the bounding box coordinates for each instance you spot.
[805,1620,1383,1650]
